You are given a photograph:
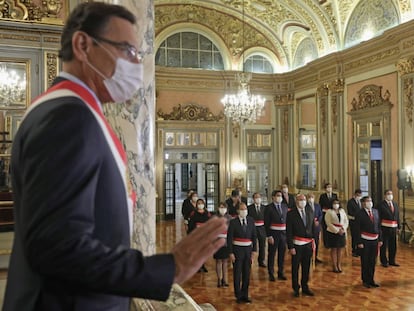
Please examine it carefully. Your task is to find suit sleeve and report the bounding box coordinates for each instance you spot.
[227,220,234,254]
[286,211,294,249]
[264,205,271,237]
[17,101,174,300]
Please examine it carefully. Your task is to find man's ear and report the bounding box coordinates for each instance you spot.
[72,31,90,61]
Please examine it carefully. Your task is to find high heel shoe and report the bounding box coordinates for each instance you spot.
[221,279,229,287]
[217,280,221,288]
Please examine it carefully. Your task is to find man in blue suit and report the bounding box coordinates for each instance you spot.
[307,193,323,263]
[3,3,226,310]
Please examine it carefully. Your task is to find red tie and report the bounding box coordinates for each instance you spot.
[388,202,394,214]
[368,210,374,223]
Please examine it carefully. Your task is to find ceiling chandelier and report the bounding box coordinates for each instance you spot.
[221,0,265,125]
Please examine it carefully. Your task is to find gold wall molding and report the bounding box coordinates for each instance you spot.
[344,47,400,72]
[397,57,414,76]
[350,84,393,112]
[283,109,289,142]
[274,93,294,106]
[44,51,59,90]
[157,103,224,121]
[317,84,329,135]
[403,77,413,127]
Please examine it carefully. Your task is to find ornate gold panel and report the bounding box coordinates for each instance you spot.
[157,103,224,121]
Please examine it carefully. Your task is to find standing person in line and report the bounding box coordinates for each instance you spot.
[2,3,227,310]
[286,194,315,297]
[325,199,349,272]
[264,190,288,281]
[347,189,363,257]
[226,189,241,218]
[281,184,296,210]
[227,203,257,304]
[307,193,323,263]
[248,192,267,267]
[188,198,212,273]
[181,189,195,233]
[377,189,400,267]
[355,196,382,288]
[319,182,338,248]
[214,202,232,288]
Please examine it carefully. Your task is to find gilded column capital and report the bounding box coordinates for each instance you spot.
[274,93,294,106]
[329,79,344,94]
[397,57,414,76]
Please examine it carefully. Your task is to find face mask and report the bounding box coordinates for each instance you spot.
[219,208,227,215]
[254,198,262,205]
[192,197,198,203]
[356,196,362,201]
[326,187,332,193]
[298,200,306,208]
[239,210,248,218]
[282,188,288,193]
[275,196,283,203]
[333,204,339,209]
[308,198,314,204]
[386,194,393,201]
[197,204,205,210]
[86,42,143,103]
[366,202,373,209]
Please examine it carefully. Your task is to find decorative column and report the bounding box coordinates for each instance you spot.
[316,84,329,188]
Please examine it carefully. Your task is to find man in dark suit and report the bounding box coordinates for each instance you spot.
[226,189,241,218]
[281,184,296,210]
[356,196,383,288]
[318,182,338,247]
[248,192,266,267]
[307,193,323,263]
[377,189,400,267]
[264,190,288,281]
[3,3,226,311]
[347,189,362,257]
[286,194,315,297]
[228,202,257,304]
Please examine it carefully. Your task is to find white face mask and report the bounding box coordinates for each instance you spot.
[87,42,143,103]
[254,198,262,205]
[219,208,227,215]
[298,200,306,208]
[365,202,373,209]
[386,194,393,201]
[239,210,248,218]
[197,204,205,210]
[191,196,198,203]
[275,196,283,203]
[333,204,339,209]
[308,198,314,204]
[326,187,332,193]
[282,187,288,193]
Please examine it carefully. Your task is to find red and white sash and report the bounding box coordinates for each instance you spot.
[218,231,227,239]
[255,220,264,226]
[270,223,286,231]
[233,238,252,247]
[381,219,398,228]
[361,232,379,240]
[25,80,136,236]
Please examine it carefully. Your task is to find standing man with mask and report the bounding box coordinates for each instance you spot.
[3,3,226,310]
[347,189,363,257]
[286,194,315,297]
[356,196,383,288]
[307,193,323,263]
[318,182,338,247]
[248,192,266,267]
[377,189,400,267]
[228,203,257,304]
[281,184,296,210]
[264,190,288,281]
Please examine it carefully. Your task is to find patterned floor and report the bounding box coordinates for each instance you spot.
[157,220,414,311]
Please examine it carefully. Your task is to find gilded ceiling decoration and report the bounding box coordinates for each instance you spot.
[155,0,411,69]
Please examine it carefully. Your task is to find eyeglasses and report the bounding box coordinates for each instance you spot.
[92,36,142,62]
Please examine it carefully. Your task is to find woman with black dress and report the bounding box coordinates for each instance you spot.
[214,202,232,287]
[325,199,349,272]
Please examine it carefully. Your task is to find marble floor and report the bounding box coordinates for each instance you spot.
[158,219,414,311]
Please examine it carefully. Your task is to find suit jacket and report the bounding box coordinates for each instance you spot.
[3,78,175,311]
[376,200,400,230]
[248,203,266,236]
[325,208,349,234]
[286,206,315,249]
[282,193,296,210]
[355,208,382,244]
[347,197,361,221]
[227,216,257,255]
[308,202,322,233]
[319,192,338,211]
[264,202,288,237]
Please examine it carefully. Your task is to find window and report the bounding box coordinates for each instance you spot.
[299,131,317,188]
[243,54,274,73]
[156,32,224,70]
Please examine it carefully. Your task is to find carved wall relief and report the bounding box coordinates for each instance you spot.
[157,102,224,121]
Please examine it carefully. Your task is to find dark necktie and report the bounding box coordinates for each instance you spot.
[388,202,394,214]
[368,210,374,223]
[300,209,306,225]
[242,218,246,232]
[277,204,281,215]
[256,205,260,215]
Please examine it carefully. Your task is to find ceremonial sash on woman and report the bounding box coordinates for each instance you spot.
[25,80,135,237]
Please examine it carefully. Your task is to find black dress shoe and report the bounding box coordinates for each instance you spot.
[259,263,267,267]
[352,252,359,257]
[221,279,229,287]
[370,282,380,287]
[236,298,243,304]
[242,297,252,303]
[278,275,287,280]
[269,274,276,282]
[389,262,400,267]
[381,263,389,267]
[293,291,300,297]
[302,289,314,296]
[363,283,372,288]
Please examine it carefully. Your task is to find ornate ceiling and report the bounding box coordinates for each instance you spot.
[155,0,412,70]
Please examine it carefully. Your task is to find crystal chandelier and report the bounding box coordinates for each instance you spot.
[220,0,265,125]
[0,65,26,106]
[221,72,265,124]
